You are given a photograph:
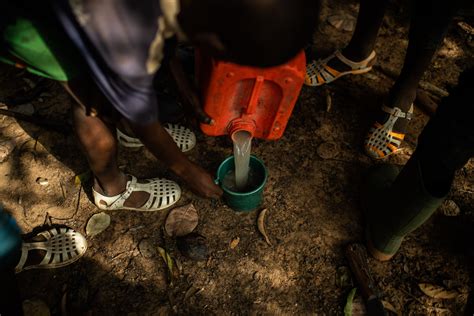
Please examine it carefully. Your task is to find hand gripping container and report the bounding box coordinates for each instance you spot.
[196,50,306,140]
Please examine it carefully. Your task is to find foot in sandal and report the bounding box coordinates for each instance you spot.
[15,227,87,273]
[92,174,181,212]
[364,104,414,159]
[305,50,376,86]
[117,123,196,152]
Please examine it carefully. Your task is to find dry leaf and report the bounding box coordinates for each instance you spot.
[343,288,357,316]
[257,209,272,246]
[74,171,91,187]
[230,237,240,249]
[419,283,458,299]
[158,246,179,282]
[165,203,199,237]
[86,212,111,237]
[382,300,401,316]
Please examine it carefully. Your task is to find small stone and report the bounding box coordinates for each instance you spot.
[45,206,76,219]
[0,140,16,162]
[36,177,49,186]
[139,238,156,258]
[177,233,208,261]
[316,141,339,160]
[86,212,111,237]
[22,299,51,316]
[439,199,461,217]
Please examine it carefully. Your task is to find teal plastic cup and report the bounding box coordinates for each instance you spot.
[216,155,268,212]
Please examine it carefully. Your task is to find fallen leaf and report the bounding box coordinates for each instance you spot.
[419,283,458,299]
[165,203,199,237]
[230,237,240,249]
[257,208,272,246]
[439,199,460,217]
[184,285,201,302]
[344,288,357,316]
[328,14,356,32]
[74,171,92,187]
[85,212,110,237]
[382,300,401,316]
[158,246,179,282]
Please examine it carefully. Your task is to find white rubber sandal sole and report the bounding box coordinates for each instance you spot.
[117,124,196,152]
[15,227,87,273]
[92,175,181,212]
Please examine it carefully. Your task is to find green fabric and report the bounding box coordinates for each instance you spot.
[362,158,446,256]
[1,17,78,81]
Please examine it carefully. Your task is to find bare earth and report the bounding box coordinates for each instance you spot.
[1,1,473,315]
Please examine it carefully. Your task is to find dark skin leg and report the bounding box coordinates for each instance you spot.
[326,0,388,71]
[383,0,459,133]
[65,78,222,203]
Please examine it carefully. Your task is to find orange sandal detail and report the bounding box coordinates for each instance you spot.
[364,105,414,159]
[305,50,376,86]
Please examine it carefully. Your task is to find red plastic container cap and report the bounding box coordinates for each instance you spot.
[196,50,306,140]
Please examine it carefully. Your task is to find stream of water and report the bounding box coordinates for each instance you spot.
[232,130,252,191]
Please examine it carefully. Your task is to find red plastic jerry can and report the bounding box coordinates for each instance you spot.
[196,50,306,140]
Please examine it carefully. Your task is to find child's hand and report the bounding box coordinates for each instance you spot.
[176,161,223,199]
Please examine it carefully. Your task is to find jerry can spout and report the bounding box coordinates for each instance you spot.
[228,118,256,141]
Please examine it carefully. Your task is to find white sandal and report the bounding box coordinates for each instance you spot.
[92,175,181,212]
[15,227,87,273]
[364,104,414,159]
[305,50,376,86]
[117,124,196,152]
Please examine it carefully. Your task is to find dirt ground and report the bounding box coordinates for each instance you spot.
[1,1,473,315]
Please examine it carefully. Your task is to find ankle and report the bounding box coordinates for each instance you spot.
[93,173,127,196]
[341,46,373,62]
[386,90,416,112]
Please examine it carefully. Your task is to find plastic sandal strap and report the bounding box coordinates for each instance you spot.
[334,50,376,70]
[381,105,414,120]
[93,175,137,209]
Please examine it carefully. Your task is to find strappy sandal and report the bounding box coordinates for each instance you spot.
[15,227,87,273]
[117,124,196,152]
[364,104,414,159]
[92,175,181,212]
[305,50,376,86]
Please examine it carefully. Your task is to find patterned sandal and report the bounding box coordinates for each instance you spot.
[117,124,196,152]
[15,227,87,273]
[92,175,181,212]
[364,104,414,159]
[305,50,376,86]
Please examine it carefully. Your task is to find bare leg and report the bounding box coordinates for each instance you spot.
[343,0,389,61]
[326,0,388,72]
[385,0,461,133]
[65,80,149,208]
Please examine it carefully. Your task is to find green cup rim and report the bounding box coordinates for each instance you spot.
[216,155,268,196]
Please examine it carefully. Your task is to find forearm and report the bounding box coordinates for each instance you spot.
[127,120,190,176]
